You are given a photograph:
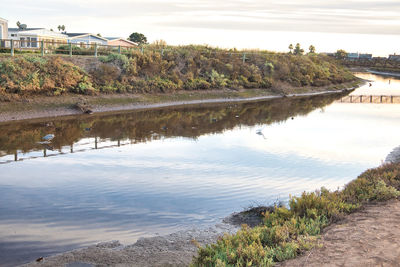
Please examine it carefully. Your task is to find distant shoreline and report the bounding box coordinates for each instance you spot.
[0,85,358,124]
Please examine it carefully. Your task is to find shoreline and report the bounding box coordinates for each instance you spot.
[0,86,356,124]
[21,143,400,267]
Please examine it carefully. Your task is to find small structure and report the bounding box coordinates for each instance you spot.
[389,54,400,62]
[8,28,68,48]
[105,37,137,48]
[347,53,359,60]
[67,33,108,47]
[359,53,372,60]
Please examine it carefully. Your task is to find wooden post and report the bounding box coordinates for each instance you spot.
[118,140,120,147]
[70,144,73,153]
[95,137,98,149]
[242,53,246,63]
[141,47,144,54]
[41,40,45,56]
[391,96,393,103]
[44,148,47,157]
[14,151,17,161]
[380,95,383,103]
[10,39,14,56]
[370,95,372,103]
[360,95,362,103]
[118,45,121,54]
[94,43,98,57]
[69,43,72,57]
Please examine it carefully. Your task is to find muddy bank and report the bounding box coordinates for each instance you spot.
[0,87,355,123]
[21,223,240,267]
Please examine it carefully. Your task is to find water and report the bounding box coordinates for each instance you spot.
[1,73,400,266]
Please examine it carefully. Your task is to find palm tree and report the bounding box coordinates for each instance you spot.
[309,45,316,54]
[288,44,293,54]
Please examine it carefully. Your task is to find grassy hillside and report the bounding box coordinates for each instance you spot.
[0,46,355,98]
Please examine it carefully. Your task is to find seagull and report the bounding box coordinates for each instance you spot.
[256,127,267,139]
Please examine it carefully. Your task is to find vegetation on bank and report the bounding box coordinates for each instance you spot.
[191,163,400,267]
[0,45,355,98]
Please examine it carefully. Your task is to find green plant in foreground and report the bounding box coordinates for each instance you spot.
[191,163,400,266]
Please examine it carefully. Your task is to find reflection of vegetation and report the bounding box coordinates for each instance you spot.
[0,93,347,155]
[0,46,355,96]
[191,162,400,267]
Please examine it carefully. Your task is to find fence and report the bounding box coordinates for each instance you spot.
[0,39,140,57]
[0,137,132,165]
[338,95,400,104]
[0,38,282,62]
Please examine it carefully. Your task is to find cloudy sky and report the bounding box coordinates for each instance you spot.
[2,0,400,55]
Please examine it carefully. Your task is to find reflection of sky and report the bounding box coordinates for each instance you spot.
[352,72,400,95]
[2,73,400,265]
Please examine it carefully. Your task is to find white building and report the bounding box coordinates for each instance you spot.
[0,17,8,47]
[8,28,68,48]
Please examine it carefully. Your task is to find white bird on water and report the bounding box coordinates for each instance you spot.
[256,127,267,139]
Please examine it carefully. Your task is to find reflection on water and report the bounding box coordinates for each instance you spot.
[1,73,400,266]
[352,72,400,95]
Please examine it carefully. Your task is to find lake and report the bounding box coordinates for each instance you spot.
[1,73,400,266]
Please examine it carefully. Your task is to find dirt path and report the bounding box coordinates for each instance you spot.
[278,199,400,267]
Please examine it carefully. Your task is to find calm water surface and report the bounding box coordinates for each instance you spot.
[1,73,400,266]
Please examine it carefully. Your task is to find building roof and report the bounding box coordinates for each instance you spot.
[9,28,68,38]
[105,37,138,46]
[9,28,43,31]
[67,33,108,41]
[104,37,119,40]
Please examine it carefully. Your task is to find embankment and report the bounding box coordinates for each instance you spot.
[0,46,358,122]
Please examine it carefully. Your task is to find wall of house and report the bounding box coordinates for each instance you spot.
[108,39,136,48]
[0,19,8,40]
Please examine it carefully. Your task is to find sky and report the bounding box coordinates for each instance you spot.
[1,0,400,56]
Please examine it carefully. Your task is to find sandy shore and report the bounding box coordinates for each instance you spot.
[0,88,353,123]
[22,223,240,267]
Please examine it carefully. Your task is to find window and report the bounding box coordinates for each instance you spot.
[20,37,25,47]
[31,37,38,48]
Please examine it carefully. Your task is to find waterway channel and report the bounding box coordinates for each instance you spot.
[1,72,400,266]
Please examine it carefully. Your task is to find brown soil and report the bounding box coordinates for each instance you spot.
[278,199,400,267]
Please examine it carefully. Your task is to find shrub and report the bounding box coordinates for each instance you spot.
[0,56,95,95]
